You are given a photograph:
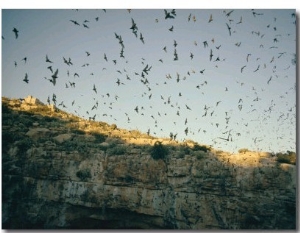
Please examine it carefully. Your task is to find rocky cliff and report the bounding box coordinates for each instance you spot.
[2,96,296,229]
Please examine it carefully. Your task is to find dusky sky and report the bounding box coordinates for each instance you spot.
[1,2,297,153]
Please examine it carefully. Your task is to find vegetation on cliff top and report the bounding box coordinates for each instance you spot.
[1,96,296,165]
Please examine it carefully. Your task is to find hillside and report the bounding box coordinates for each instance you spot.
[2,96,296,229]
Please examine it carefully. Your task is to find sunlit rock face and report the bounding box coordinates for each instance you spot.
[2,97,296,229]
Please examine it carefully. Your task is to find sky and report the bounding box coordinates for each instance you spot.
[1,4,297,153]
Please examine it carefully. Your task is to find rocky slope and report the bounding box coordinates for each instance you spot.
[2,96,296,229]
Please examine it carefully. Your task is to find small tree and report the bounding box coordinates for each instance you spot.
[150,141,168,160]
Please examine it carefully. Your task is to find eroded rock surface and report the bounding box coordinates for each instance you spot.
[2,97,296,229]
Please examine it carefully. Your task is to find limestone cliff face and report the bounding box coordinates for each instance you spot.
[2,96,296,229]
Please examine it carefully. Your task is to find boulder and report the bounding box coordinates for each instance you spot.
[26,128,50,141]
[47,104,57,112]
[99,142,110,148]
[33,122,39,127]
[24,95,42,105]
[53,134,73,144]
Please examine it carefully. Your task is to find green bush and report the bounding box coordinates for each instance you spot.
[19,117,34,127]
[72,129,86,135]
[179,145,191,155]
[178,151,186,158]
[2,131,20,152]
[2,131,17,145]
[63,140,77,149]
[276,151,296,165]
[107,145,127,156]
[2,104,11,114]
[105,137,123,147]
[175,150,186,159]
[42,116,57,123]
[150,141,168,160]
[176,145,191,158]
[17,137,33,154]
[90,132,107,143]
[62,140,91,154]
[124,175,134,183]
[193,144,210,152]
[76,168,91,181]
[3,117,14,126]
[98,143,109,152]
[192,150,207,160]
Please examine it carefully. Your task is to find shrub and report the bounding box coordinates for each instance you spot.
[192,150,207,160]
[111,124,117,130]
[2,131,20,152]
[42,116,57,123]
[129,129,143,138]
[62,140,77,150]
[2,104,11,114]
[19,117,34,128]
[276,151,296,165]
[215,150,224,155]
[107,145,127,156]
[17,137,33,154]
[2,131,17,145]
[72,129,86,135]
[177,145,190,158]
[150,141,168,160]
[193,144,210,152]
[124,175,134,183]
[238,148,249,154]
[62,140,91,154]
[166,145,174,150]
[76,168,91,181]
[175,150,186,159]
[183,146,191,155]
[105,137,123,147]
[287,150,296,157]
[90,132,107,143]
[185,139,197,144]
[98,143,109,152]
